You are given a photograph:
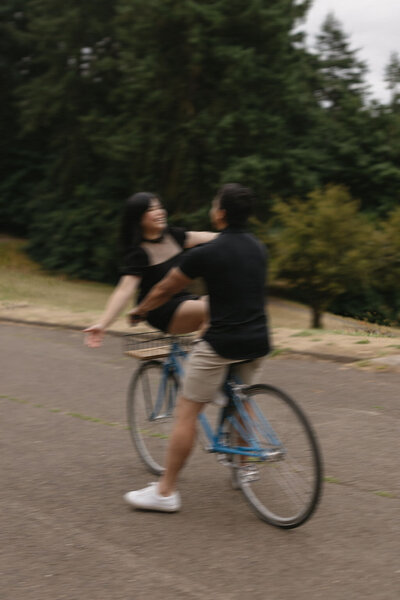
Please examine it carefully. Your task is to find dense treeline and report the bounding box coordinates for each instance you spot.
[1,1,400,324]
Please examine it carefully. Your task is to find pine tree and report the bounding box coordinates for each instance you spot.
[113,0,319,214]
[312,13,397,211]
[6,0,325,279]
[16,0,124,280]
[315,13,368,109]
[385,51,400,110]
[0,2,38,234]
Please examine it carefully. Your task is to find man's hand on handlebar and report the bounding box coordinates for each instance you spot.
[128,308,146,326]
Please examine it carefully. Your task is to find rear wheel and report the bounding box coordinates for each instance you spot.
[230,384,323,528]
[127,360,179,475]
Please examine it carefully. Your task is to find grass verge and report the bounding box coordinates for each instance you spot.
[0,237,115,314]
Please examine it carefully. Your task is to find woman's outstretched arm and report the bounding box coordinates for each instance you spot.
[184,231,218,248]
[84,275,140,347]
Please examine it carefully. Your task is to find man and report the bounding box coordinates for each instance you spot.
[124,183,270,512]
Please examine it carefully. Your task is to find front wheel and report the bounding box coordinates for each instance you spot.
[230,384,323,528]
[127,360,179,475]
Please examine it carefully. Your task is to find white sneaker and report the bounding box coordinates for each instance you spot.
[124,482,181,512]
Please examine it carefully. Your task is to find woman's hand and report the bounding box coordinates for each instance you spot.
[83,324,105,348]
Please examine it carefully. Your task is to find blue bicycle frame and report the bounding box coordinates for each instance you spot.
[155,341,285,463]
[198,375,284,461]
[150,340,187,420]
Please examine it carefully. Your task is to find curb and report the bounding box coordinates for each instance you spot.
[1,315,365,364]
[282,349,358,364]
[0,316,127,337]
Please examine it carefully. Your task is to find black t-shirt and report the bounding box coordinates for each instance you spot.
[179,227,270,360]
[120,226,190,302]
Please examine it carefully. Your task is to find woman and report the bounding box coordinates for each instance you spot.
[84,192,216,347]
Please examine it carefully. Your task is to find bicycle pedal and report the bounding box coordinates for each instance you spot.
[217,454,232,467]
[263,448,285,462]
[238,464,260,484]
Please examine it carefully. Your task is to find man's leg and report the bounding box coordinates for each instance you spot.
[124,341,229,512]
[124,396,205,511]
[158,396,204,496]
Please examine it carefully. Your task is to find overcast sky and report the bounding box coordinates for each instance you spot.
[302,0,400,102]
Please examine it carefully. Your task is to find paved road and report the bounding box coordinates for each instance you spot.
[1,322,399,600]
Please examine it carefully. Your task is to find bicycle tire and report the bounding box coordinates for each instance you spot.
[127,360,179,475]
[230,384,323,529]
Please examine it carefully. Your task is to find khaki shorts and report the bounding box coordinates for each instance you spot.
[181,340,264,403]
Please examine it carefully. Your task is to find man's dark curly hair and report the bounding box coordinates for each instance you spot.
[216,183,255,226]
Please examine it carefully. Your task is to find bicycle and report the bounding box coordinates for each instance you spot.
[125,331,323,529]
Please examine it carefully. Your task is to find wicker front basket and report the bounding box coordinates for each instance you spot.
[124,331,195,360]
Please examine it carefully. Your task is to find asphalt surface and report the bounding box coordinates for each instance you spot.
[1,321,400,600]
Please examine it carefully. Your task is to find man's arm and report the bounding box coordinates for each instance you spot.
[129,268,192,323]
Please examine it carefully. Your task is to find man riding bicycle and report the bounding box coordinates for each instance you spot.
[124,183,270,512]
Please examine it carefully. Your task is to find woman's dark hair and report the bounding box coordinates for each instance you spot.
[120,191,159,254]
[217,183,255,226]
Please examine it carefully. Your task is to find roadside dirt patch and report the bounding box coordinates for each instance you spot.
[271,326,400,367]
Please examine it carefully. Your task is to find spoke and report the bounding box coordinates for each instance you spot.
[236,385,322,527]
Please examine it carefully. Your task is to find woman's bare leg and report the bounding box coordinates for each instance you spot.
[167,297,208,335]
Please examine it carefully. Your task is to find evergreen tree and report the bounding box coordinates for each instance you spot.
[6,0,323,280]
[113,0,319,214]
[315,13,368,109]
[313,14,370,199]
[0,2,39,234]
[385,51,400,110]
[16,0,124,280]
[313,14,400,213]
